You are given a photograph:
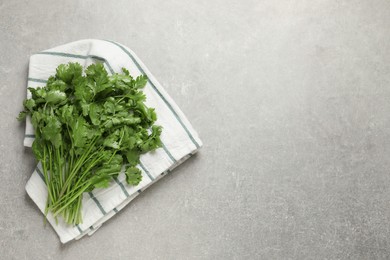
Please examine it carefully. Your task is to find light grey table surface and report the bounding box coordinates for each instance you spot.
[1,0,390,259]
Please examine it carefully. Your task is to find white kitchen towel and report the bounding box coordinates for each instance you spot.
[24,39,202,243]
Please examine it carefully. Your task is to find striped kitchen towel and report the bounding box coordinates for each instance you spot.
[23,39,202,243]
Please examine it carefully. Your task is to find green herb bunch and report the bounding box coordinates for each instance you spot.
[18,62,162,225]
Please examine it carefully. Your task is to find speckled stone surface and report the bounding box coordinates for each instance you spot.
[1,0,390,259]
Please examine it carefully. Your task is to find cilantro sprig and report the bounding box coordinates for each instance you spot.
[18,62,162,225]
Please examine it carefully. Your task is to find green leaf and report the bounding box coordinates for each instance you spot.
[48,80,67,92]
[125,166,142,186]
[70,117,88,148]
[80,101,90,116]
[41,115,62,148]
[57,104,74,123]
[56,63,83,84]
[125,150,140,166]
[45,90,66,105]
[103,100,115,114]
[55,64,72,83]
[94,154,123,176]
[74,77,93,102]
[23,99,36,111]
[31,110,44,129]
[147,108,157,122]
[86,63,109,88]
[28,87,47,99]
[140,125,162,152]
[134,75,148,89]
[93,178,110,188]
[32,138,44,160]
[89,103,102,125]
[17,111,28,121]
[122,67,130,76]
[103,138,119,149]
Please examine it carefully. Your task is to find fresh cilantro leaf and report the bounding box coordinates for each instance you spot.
[125,167,142,186]
[31,138,44,160]
[70,117,89,148]
[122,67,130,76]
[45,90,66,105]
[17,111,28,121]
[23,99,36,111]
[134,75,148,89]
[88,103,102,125]
[125,150,140,166]
[93,178,110,188]
[55,63,83,84]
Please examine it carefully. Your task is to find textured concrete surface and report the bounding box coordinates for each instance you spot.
[1,0,390,259]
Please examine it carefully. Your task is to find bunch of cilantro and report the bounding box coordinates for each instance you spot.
[18,62,162,225]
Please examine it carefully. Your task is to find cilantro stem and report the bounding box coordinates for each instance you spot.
[59,137,98,198]
[52,185,91,217]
